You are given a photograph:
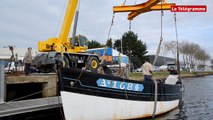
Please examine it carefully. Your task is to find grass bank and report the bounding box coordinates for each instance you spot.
[129,71,213,80]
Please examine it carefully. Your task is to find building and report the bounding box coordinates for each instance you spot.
[148,55,175,67]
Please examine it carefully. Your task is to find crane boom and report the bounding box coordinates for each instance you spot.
[38,0,79,52]
[59,0,78,44]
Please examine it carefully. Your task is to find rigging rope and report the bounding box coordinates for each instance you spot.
[122,0,127,5]
[174,12,181,82]
[4,85,57,103]
[153,0,164,66]
[76,13,115,81]
[100,13,115,65]
[129,20,132,31]
[174,12,184,108]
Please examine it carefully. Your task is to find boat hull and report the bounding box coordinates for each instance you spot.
[61,91,179,120]
[58,68,182,120]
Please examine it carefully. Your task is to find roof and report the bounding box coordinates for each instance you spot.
[148,55,175,66]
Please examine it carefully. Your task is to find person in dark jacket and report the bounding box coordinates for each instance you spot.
[168,67,177,75]
[24,47,32,76]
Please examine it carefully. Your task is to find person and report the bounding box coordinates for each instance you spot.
[168,67,177,75]
[165,67,178,85]
[142,59,153,81]
[24,47,32,76]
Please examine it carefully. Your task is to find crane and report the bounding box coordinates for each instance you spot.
[32,0,100,73]
[32,0,176,73]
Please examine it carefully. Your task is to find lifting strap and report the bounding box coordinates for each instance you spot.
[152,77,158,118]
[153,0,164,66]
[152,1,164,118]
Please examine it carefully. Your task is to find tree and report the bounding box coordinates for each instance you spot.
[106,38,113,47]
[113,40,121,51]
[164,41,177,59]
[113,31,148,68]
[194,49,210,68]
[179,41,211,71]
[88,40,103,49]
[161,42,169,57]
[161,42,169,65]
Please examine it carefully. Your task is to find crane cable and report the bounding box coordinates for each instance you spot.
[153,0,164,66]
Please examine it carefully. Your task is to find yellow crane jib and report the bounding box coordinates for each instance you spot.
[113,0,176,20]
[38,0,78,52]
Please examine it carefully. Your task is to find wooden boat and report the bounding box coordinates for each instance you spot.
[58,68,183,120]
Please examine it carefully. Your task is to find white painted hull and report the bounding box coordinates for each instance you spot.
[61,91,179,120]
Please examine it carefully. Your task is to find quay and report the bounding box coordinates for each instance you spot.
[6,74,58,98]
[0,59,62,118]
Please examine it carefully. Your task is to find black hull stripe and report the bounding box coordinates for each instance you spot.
[59,68,182,102]
[63,77,181,96]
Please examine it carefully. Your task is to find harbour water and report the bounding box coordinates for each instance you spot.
[151,75,213,120]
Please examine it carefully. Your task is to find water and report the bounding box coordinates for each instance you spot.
[153,75,213,120]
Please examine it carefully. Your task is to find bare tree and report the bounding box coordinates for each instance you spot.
[164,41,177,59]
[189,43,200,66]
[164,40,211,71]
[161,42,169,65]
[179,41,189,69]
[179,41,211,71]
[191,46,210,69]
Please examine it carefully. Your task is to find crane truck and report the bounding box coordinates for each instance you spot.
[32,0,100,73]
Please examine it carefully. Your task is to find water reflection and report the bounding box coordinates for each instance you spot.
[148,75,213,120]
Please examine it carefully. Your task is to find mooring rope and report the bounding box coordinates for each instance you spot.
[3,85,58,103]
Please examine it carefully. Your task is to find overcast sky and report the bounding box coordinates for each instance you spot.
[0,0,212,58]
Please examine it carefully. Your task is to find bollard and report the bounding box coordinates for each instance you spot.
[0,60,5,103]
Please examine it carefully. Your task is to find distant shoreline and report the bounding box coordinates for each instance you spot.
[129,71,213,81]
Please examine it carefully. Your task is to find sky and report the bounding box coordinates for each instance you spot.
[0,0,212,58]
